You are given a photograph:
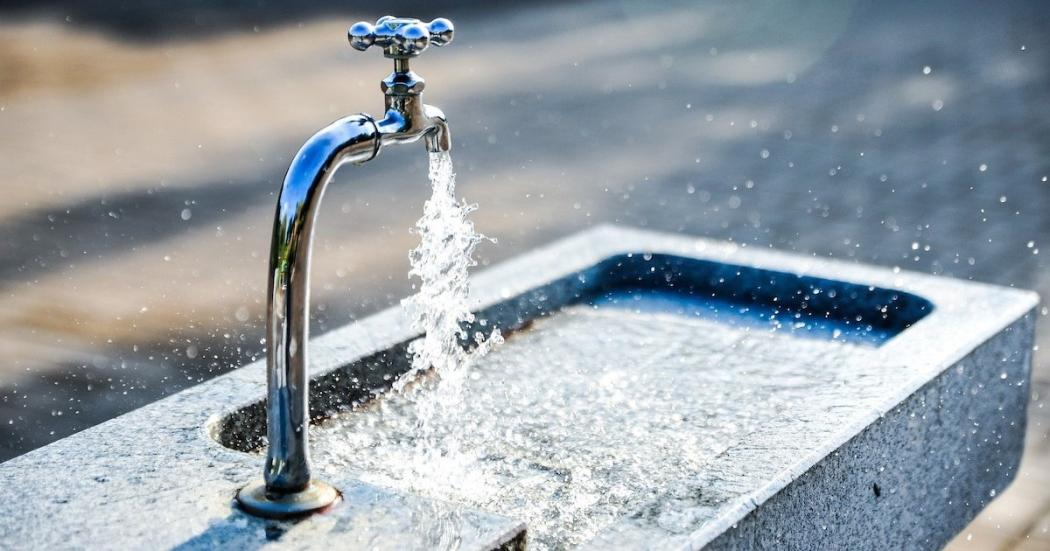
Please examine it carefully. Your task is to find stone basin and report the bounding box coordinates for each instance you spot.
[0,226,1037,550]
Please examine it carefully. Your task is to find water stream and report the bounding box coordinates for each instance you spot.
[373,151,501,498]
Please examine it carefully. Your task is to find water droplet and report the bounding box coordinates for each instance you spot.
[235,306,250,322]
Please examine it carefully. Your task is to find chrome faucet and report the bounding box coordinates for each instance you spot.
[236,16,454,519]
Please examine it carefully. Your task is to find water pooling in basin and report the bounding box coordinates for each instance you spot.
[311,291,900,549]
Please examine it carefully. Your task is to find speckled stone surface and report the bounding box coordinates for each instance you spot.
[0,226,1037,549]
[703,317,1033,550]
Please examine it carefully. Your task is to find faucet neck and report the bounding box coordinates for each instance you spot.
[382,58,425,97]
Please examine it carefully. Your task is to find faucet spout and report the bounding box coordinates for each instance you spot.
[424,105,451,153]
[236,16,456,519]
[375,100,451,152]
[236,115,379,518]
[264,114,377,494]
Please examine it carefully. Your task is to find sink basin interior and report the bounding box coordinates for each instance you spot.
[213,252,932,547]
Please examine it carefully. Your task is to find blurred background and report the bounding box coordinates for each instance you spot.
[0,0,1047,547]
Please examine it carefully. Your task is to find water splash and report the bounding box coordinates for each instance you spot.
[311,156,891,547]
[400,151,501,394]
[392,151,501,476]
[313,301,887,549]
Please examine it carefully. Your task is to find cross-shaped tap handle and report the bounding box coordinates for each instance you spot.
[348,16,454,58]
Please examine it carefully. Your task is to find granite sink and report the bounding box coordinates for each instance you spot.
[0,226,1036,550]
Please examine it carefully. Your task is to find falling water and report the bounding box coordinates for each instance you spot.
[400,151,501,398]
[389,151,501,484]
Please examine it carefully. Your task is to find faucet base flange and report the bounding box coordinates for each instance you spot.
[236,479,340,519]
